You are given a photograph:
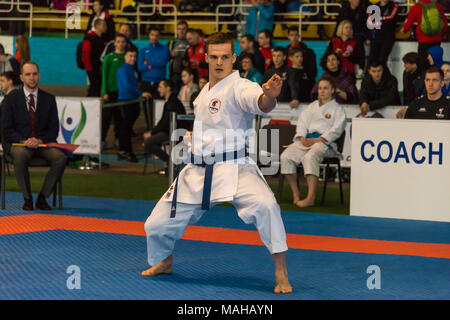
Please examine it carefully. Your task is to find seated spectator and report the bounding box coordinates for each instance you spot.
[405,67,450,119]
[441,62,450,97]
[326,20,363,76]
[258,29,273,70]
[240,52,264,85]
[0,44,20,84]
[198,76,208,90]
[143,79,187,167]
[185,29,208,78]
[402,52,425,105]
[138,27,171,99]
[0,71,16,96]
[101,34,127,150]
[401,0,447,70]
[285,26,317,81]
[1,61,67,211]
[280,76,346,208]
[101,23,138,62]
[235,34,265,75]
[116,48,151,162]
[245,0,275,39]
[367,0,399,67]
[427,45,444,68]
[189,76,208,117]
[178,67,199,114]
[311,52,358,104]
[359,60,401,117]
[86,0,115,42]
[263,47,292,103]
[287,47,315,107]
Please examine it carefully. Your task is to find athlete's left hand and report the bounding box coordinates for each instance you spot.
[262,74,283,99]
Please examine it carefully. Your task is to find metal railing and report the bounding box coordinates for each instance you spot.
[0,0,448,39]
[102,96,153,130]
[0,1,33,36]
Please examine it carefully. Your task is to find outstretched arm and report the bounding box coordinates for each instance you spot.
[258,73,283,113]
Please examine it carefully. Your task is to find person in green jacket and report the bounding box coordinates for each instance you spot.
[239,52,263,86]
[101,33,127,149]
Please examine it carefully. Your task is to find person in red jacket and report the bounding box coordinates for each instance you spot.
[401,0,448,70]
[326,19,363,76]
[258,29,273,70]
[82,19,107,97]
[185,29,208,78]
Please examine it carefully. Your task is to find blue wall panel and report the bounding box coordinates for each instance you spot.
[29,37,326,86]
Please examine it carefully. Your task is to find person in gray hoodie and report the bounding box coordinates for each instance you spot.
[0,44,20,85]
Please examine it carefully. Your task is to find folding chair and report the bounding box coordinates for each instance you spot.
[1,149,63,210]
[276,127,346,206]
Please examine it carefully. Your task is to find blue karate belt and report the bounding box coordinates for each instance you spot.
[306,131,332,150]
[170,148,248,218]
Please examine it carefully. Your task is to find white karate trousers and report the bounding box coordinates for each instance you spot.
[144,164,288,266]
[280,142,338,176]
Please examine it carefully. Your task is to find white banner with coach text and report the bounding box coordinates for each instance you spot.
[265,103,404,167]
[350,118,450,222]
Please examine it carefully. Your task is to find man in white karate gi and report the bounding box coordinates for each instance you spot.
[141,32,292,294]
[280,76,346,207]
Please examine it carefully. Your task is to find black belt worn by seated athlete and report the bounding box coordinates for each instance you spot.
[170,148,248,218]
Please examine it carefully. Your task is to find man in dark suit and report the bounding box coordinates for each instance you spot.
[1,61,67,210]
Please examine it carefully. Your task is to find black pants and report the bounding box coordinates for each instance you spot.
[143,131,170,162]
[102,92,122,142]
[369,36,395,67]
[118,102,141,153]
[87,69,102,97]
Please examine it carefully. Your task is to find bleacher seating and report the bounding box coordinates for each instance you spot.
[7,0,436,40]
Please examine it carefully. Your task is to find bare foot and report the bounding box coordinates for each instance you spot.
[295,199,314,208]
[272,252,292,294]
[274,271,293,294]
[141,255,173,277]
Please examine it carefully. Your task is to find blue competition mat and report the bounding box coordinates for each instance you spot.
[0,192,449,300]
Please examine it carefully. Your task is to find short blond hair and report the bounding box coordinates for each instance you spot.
[335,20,353,39]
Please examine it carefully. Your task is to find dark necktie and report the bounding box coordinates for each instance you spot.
[28,93,37,138]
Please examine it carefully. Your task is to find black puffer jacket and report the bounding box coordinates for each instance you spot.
[359,70,401,109]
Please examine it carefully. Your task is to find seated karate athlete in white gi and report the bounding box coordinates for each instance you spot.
[141,32,292,294]
[280,76,346,208]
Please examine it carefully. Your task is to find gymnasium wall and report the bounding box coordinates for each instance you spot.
[6,36,328,86]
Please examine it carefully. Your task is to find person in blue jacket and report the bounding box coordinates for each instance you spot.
[245,0,275,39]
[427,45,444,69]
[117,48,151,162]
[137,26,171,99]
